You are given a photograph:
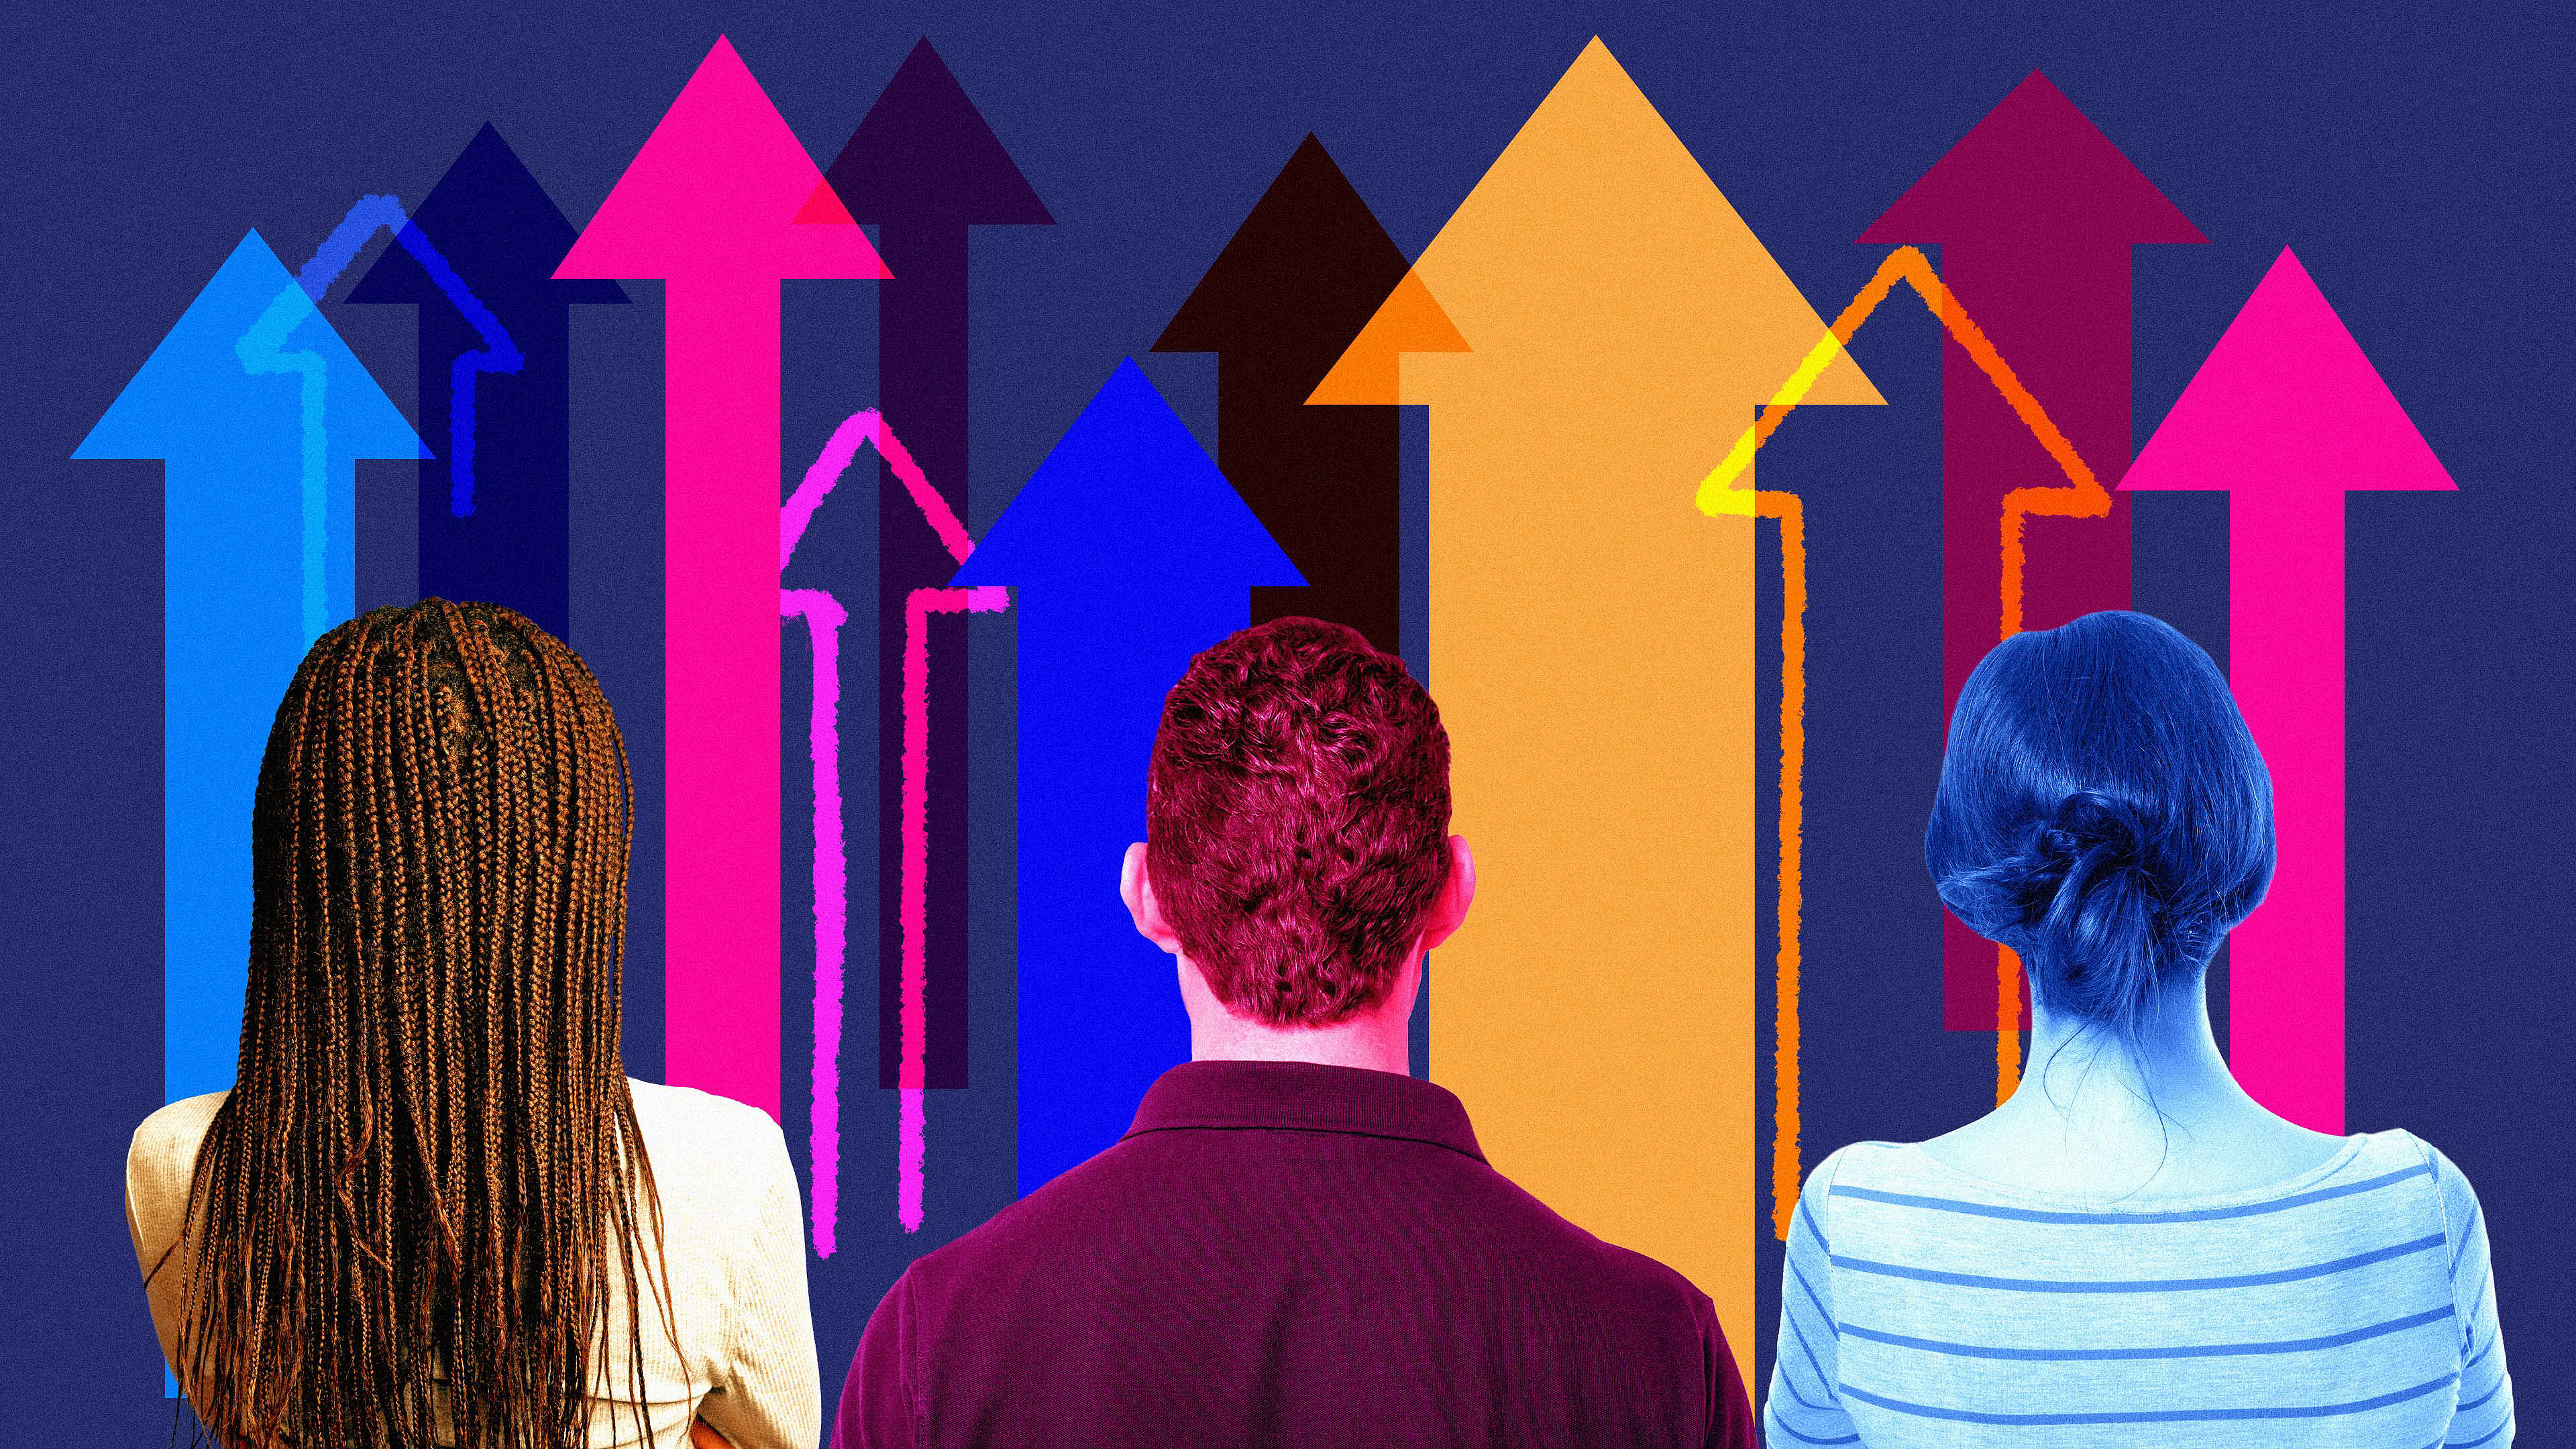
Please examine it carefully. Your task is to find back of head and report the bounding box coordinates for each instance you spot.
[1146,617,1451,1025]
[172,599,667,1446]
[1926,610,2275,1032]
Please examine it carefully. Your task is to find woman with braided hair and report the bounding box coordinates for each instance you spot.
[1764,610,2511,1448]
[125,599,817,1448]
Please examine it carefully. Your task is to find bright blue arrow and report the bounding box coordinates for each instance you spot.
[75,229,424,1128]
[951,358,1301,1193]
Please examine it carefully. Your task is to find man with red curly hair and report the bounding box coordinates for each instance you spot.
[831,617,1754,1448]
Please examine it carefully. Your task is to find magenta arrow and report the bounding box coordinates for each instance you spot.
[1861,71,2204,1035]
[558,36,889,1122]
[2120,248,2455,1132]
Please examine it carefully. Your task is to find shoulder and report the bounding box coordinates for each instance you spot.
[621,1079,798,1245]
[1794,1140,1898,1231]
[127,1093,227,1199]
[1465,1163,1726,1330]
[625,1078,792,1176]
[2370,1127,2485,1249]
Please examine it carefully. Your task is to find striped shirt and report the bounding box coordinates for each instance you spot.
[1766,1130,2510,1448]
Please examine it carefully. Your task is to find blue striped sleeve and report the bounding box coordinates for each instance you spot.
[1766,1148,1860,1448]
[2430,1143,2510,1446]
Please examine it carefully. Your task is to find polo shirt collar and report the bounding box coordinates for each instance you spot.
[1124,1059,1485,1162]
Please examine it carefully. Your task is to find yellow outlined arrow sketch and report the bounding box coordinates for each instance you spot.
[1695,244,2107,1240]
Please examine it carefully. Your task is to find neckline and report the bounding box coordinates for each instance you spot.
[1122,1059,1485,1162]
[1888,1130,2378,1213]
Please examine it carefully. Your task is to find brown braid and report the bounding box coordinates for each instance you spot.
[151,599,681,1447]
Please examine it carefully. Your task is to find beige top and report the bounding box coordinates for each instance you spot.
[125,1079,820,1449]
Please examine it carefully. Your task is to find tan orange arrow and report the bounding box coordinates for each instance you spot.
[1313,37,1879,1389]
[1697,246,2110,1200]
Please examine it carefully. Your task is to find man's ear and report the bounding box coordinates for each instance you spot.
[1122,842,1183,955]
[1417,835,1476,953]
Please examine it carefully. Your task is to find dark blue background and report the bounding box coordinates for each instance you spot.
[5,1,2567,1440]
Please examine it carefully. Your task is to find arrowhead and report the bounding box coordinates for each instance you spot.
[77,231,424,462]
[2121,248,2453,497]
[817,37,1051,227]
[1311,38,1878,413]
[951,359,1303,592]
[1305,271,1466,405]
[1155,134,1411,388]
[1862,72,2203,247]
[556,36,888,283]
[350,124,627,307]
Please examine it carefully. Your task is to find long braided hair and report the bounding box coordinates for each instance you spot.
[153,598,678,1446]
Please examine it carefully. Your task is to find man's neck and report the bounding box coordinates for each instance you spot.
[1189,1012,1413,1074]
[1181,953,1419,1075]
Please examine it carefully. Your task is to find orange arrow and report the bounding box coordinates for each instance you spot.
[1314,38,1879,1389]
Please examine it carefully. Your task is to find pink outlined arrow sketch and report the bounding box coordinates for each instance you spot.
[783,409,1006,1252]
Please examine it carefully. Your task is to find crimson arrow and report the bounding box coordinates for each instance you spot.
[557,36,889,1122]
[1861,72,2204,1041]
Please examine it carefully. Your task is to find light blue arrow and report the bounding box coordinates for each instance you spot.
[76,229,423,1131]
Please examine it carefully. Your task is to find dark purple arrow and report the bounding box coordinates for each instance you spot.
[1153,133,1409,656]
[349,123,626,642]
[1859,72,2204,1037]
[821,38,1051,1090]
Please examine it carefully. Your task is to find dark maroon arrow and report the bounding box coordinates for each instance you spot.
[1153,133,1410,656]
[1860,71,2204,1035]
[820,38,1051,1091]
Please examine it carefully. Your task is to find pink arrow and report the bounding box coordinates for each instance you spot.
[2120,247,2454,1132]
[559,36,890,1122]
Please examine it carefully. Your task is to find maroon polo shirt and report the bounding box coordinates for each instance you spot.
[830,1059,1754,1448]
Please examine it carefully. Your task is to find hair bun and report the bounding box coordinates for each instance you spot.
[1937,789,2177,1023]
[2030,789,2147,877]
[1924,610,2279,1032]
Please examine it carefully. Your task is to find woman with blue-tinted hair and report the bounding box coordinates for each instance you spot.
[1766,610,2510,1448]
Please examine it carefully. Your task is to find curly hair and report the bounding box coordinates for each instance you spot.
[151,598,676,1447]
[1144,616,1452,1026]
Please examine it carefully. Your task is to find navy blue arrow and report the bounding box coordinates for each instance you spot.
[951,358,1301,1191]
[349,124,625,641]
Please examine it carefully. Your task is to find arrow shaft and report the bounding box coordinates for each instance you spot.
[1422,402,1760,1394]
[1219,361,1404,655]
[1014,590,1247,1193]
[416,309,572,638]
[875,223,977,1092]
[663,280,785,1120]
[1936,244,2136,1053]
[2226,489,2346,1132]
[164,444,341,1104]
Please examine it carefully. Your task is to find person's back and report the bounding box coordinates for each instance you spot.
[833,618,1752,1448]
[129,1078,814,1449]
[126,600,819,1448]
[1768,1133,2508,1447]
[847,1060,1736,1447]
[1768,610,2513,1446]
